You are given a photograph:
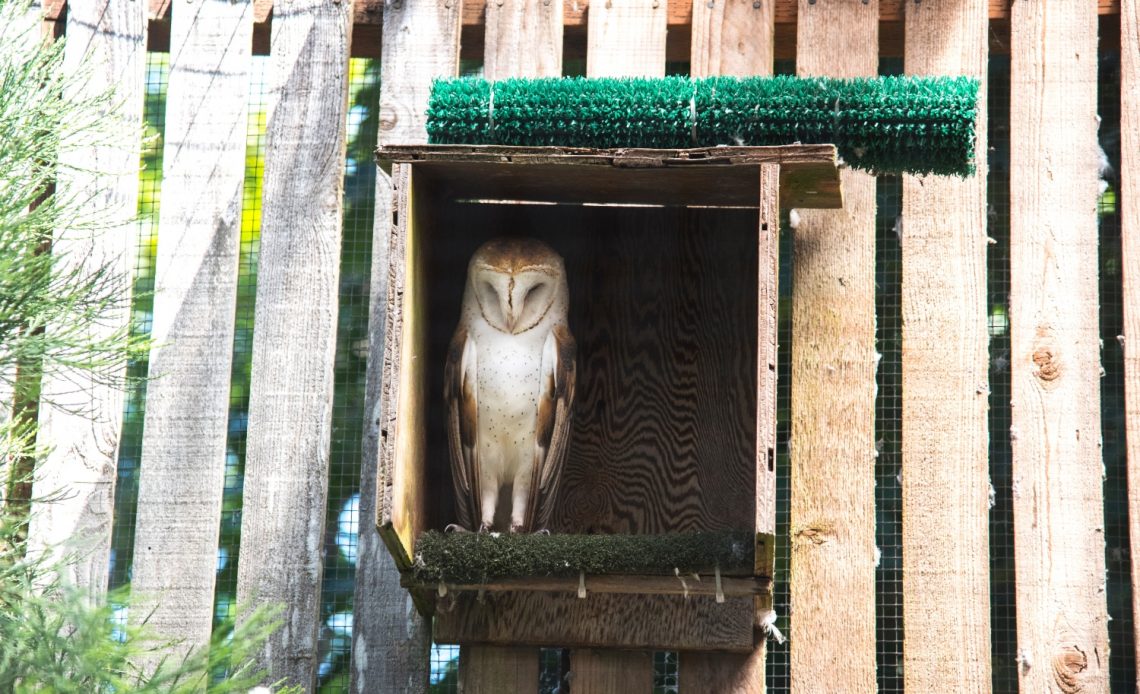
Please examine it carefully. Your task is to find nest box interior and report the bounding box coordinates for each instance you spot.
[373,144,841,652]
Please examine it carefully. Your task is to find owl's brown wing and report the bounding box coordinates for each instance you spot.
[444,326,480,531]
[527,324,577,531]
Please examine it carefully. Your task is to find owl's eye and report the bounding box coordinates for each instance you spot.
[525,283,547,301]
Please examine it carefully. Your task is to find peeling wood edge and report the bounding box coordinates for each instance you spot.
[376,143,837,167]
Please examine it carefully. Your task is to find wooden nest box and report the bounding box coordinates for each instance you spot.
[373,144,842,653]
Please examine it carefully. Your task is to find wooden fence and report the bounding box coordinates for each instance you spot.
[12,0,1137,692]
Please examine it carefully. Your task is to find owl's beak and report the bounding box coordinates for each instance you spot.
[499,291,518,333]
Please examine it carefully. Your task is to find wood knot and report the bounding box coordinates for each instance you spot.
[793,525,832,546]
[1051,644,1088,693]
[1032,347,1061,383]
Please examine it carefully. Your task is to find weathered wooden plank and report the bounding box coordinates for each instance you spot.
[484,0,562,79]
[232,0,350,688]
[585,0,666,78]
[351,173,431,692]
[900,2,991,691]
[375,144,843,209]
[129,0,252,665]
[569,649,653,693]
[686,11,776,690]
[459,646,539,693]
[573,3,668,684]
[1010,2,1108,691]
[789,1,878,691]
[377,0,460,146]
[357,1,461,688]
[681,649,764,694]
[435,592,755,652]
[690,0,773,78]
[1125,0,1140,676]
[27,0,146,604]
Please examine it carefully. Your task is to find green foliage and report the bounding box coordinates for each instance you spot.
[427,75,980,176]
[413,530,754,585]
[0,4,296,690]
[0,503,298,693]
[0,0,149,407]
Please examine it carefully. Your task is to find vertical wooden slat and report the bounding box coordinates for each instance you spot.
[352,1,460,690]
[559,3,667,691]
[690,0,774,78]
[790,1,878,691]
[569,649,654,693]
[900,3,991,691]
[682,10,776,694]
[585,0,667,78]
[465,2,568,690]
[459,645,541,693]
[233,0,351,688]
[1125,0,1140,675]
[485,0,563,79]
[1010,3,1108,691]
[27,0,146,602]
[129,0,252,664]
[376,0,461,147]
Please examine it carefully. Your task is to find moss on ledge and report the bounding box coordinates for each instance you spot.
[410,530,754,585]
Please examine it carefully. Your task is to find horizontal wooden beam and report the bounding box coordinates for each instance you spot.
[404,573,771,599]
[138,0,1122,25]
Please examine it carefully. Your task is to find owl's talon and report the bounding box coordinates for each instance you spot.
[477,523,492,534]
[533,528,551,536]
[509,522,525,534]
[444,523,470,533]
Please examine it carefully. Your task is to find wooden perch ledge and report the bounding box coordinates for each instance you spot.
[407,529,761,591]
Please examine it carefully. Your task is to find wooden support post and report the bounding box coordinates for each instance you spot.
[352,0,460,690]
[585,0,667,78]
[1125,0,1140,675]
[28,0,146,606]
[233,0,351,688]
[685,8,776,685]
[690,0,774,78]
[485,0,563,79]
[569,649,653,693]
[789,1,878,691]
[129,0,252,668]
[900,2,992,691]
[558,3,669,690]
[459,645,540,693]
[1010,3,1108,691]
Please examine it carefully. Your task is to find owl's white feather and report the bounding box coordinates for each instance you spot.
[445,238,576,533]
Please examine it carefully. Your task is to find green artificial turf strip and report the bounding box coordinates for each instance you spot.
[411,530,754,585]
[426,75,979,176]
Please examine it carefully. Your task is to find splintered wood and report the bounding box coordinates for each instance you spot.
[790,1,878,691]
[1010,2,1109,691]
[233,0,351,687]
[901,2,992,691]
[26,0,145,601]
[128,0,252,670]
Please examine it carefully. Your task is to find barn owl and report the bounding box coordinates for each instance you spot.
[445,238,576,534]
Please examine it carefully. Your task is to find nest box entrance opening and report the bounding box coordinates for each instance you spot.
[373,145,841,652]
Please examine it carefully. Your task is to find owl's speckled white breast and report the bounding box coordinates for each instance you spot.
[470,318,547,481]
